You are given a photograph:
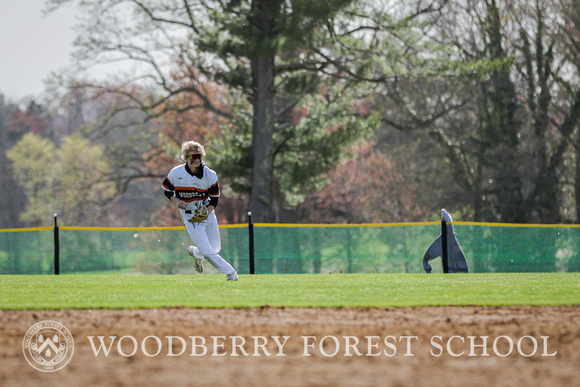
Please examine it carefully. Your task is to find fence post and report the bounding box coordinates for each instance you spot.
[54,213,60,275]
[248,212,255,274]
[441,220,449,273]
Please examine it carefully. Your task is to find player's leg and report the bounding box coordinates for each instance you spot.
[205,213,222,253]
[205,215,238,281]
[182,213,206,273]
[184,221,235,276]
[187,245,204,273]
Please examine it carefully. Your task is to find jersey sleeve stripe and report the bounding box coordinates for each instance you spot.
[175,187,207,192]
[162,177,175,191]
[208,181,220,197]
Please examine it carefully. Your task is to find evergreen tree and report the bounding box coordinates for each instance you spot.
[45,0,441,221]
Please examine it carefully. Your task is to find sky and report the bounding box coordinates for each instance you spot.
[0,0,79,100]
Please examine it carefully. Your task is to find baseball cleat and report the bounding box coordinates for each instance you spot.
[193,258,204,273]
[226,271,239,281]
[187,246,204,273]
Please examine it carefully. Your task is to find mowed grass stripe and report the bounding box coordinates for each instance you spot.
[0,273,578,310]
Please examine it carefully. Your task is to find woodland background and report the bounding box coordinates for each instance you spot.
[1,0,579,228]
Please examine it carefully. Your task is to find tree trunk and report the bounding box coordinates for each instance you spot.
[249,55,277,222]
[247,0,282,222]
[480,1,525,222]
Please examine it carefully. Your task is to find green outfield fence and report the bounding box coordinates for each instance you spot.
[1,220,579,275]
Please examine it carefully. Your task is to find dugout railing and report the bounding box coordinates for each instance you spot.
[1,221,579,275]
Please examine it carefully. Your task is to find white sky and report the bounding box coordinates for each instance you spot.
[0,0,78,100]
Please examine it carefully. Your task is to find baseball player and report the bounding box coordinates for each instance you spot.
[162,141,239,281]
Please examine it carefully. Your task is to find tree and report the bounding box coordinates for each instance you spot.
[58,133,118,224]
[374,0,580,223]
[6,100,51,138]
[45,0,450,222]
[6,133,117,226]
[6,134,58,226]
[512,0,580,222]
[47,87,174,226]
[555,0,580,221]
[0,94,26,228]
[298,143,429,223]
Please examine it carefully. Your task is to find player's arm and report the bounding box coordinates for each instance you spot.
[207,197,219,214]
[207,178,220,214]
[171,196,188,210]
[162,177,187,209]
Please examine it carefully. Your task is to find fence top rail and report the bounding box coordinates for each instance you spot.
[59,224,247,231]
[454,221,580,228]
[0,227,53,233]
[1,221,579,233]
[253,222,439,227]
[254,222,580,228]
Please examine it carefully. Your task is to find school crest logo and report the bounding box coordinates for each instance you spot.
[22,320,74,372]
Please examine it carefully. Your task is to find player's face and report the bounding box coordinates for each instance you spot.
[186,153,203,167]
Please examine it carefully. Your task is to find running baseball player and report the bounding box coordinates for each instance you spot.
[162,141,239,281]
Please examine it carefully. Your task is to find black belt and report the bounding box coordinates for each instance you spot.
[185,210,192,214]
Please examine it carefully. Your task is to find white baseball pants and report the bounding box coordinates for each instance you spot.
[181,211,236,275]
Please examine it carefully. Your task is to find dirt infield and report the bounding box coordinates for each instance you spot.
[1,306,579,386]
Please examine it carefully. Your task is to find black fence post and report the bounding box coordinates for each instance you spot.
[248,211,255,274]
[54,213,60,275]
[441,220,449,273]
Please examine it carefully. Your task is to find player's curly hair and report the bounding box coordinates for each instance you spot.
[181,141,206,161]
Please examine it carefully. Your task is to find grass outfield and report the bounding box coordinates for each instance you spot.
[1,273,578,310]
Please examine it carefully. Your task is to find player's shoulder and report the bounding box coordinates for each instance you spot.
[168,163,187,176]
[203,165,218,179]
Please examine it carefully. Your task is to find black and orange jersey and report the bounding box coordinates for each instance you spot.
[162,163,220,211]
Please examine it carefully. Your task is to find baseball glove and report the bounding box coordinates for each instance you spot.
[188,206,209,223]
